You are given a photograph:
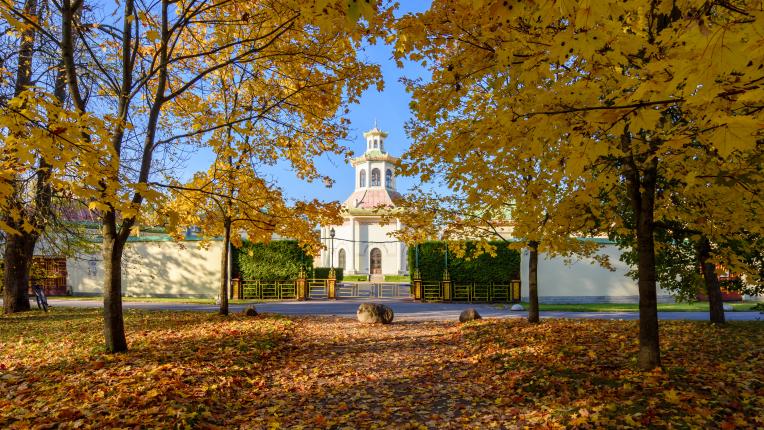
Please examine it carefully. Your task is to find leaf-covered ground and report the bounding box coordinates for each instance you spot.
[0,308,761,429]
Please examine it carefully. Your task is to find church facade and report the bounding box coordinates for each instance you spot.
[318,127,408,277]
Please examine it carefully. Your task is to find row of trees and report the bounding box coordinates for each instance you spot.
[1,0,391,352]
[2,0,761,373]
[392,0,763,370]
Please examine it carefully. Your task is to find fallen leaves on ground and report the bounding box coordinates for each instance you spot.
[0,308,761,429]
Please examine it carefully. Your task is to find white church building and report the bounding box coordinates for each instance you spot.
[317,127,407,278]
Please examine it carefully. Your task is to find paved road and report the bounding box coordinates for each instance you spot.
[41,299,764,322]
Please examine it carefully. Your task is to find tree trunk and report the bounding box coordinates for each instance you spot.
[697,238,725,324]
[2,0,38,314]
[219,219,231,316]
[628,164,661,370]
[3,233,35,313]
[102,215,128,353]
[528,241,540,323]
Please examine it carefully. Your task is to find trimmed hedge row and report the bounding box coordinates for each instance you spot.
[313,267,344,281]
[408,241,520,283]
[234,240,311,281]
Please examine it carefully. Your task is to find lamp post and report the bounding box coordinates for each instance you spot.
[328,227,336,299]
[413,244,422,301]
[329,227,335,271]
[442,243,451,301]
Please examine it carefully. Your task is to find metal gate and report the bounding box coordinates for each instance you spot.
[337,282,412,299]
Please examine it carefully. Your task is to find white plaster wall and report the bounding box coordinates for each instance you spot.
[366,219,402,274]
[320,217,407,275]
[68,241,222,297]
[519,244,673,303]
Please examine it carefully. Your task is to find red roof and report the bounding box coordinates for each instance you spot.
[343,188,402,209]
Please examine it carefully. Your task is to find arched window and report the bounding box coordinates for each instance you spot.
[338,249,346,270]
[385,169,393,188]
[374,139,379,149]
[359,169,366,187]
[371,168,381,186]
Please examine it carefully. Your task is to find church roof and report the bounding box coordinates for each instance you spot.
[343,188,403,210]
[350,150,399,166]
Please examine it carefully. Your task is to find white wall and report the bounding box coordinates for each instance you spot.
[319,216,407,275]
[68,240,222,297]
[520,244,674,303]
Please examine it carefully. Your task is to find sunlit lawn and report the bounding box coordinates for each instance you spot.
[1,308,761,428]
[48,296,264,305]
[531,302,760,312]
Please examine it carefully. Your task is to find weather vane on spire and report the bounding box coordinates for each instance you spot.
[374,118,378,129]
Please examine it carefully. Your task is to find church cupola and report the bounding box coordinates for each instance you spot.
[346,125,403,209]
[364,126,387,153]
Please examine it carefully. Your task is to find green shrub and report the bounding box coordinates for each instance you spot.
[313,267,343,281]
[408,241,520,283]
[234,240,311,281]
[344,274,369,282]
[384,275,410,282]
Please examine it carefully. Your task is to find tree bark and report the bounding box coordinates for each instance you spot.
[102,214,128,353]
[2,0,39,313]
[3,234,35,313]
[219,219,231,316]
[527,241,540,323]
[621,128,661,370]
[697,238,725,324]
[628,163,661,370]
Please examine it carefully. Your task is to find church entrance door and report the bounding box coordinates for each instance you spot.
[370,248,382,274]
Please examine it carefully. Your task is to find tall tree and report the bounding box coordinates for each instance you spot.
[1,0,107,313]
[52,0,388,351]
[395,0,763,370]
[166,156,342,315]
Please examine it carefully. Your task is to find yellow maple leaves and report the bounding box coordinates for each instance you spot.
[0,89,113,232]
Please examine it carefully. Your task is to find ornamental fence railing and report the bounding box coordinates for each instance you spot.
[231,278,520,303]
[337,282,412,299]
[420,280,521,303]
[233,279,331,300]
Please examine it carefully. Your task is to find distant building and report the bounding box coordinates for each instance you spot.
[318,127,407,279]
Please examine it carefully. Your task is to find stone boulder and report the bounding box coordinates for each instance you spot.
[459,308,482,322]
[357,303,394,324]
[510,304,525,311]
[242,306,258,316]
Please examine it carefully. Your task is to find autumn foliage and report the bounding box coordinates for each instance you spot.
[1,309,762,428]
[393,0,764,369]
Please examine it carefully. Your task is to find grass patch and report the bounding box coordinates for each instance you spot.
[50,295,217,304]
[0,307,291,428]
[343,274,369,282]
[461,318,764,428]
[383,274,410,282]
[527,302,760,312]
[1,308,761,428]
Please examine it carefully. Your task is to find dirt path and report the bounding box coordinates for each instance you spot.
[230,317,508,429]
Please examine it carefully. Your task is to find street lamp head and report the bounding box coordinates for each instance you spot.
[330,227,335,238]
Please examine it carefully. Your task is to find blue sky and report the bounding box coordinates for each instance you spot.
[181,2,432,204]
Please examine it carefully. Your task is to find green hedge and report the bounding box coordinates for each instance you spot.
[384,275,410,282]
[234,240,311,281]
[313,267,344,281]
[408,241,520,283]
